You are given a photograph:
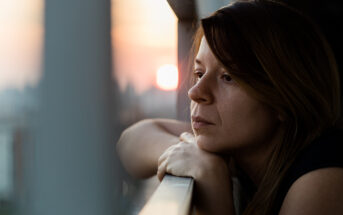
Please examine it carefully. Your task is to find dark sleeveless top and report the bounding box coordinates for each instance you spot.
[272,128,343,214]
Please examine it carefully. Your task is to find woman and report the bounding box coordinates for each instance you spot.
[117,0,343,214]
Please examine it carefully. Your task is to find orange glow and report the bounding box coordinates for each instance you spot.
[0,0,177,92]
[0,0,44,91]
[112,0,178,93]
[156,64,178,91]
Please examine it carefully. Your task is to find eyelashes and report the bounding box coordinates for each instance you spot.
[193,69,204,81]
[193,69,233,83]
[222,73,232,82]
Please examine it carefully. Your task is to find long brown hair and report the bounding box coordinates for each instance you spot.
[191,0,341,214]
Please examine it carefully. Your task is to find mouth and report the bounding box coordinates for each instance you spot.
[191,116,215,129]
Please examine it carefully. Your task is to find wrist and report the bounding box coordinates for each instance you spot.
[194,157,235,215]
[196,155,231,182]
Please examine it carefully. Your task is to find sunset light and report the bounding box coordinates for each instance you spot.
[156,64,178,91]
[0,0,44,91]
[112,0,177,93]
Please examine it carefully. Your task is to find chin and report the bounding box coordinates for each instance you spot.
[196,134,239,154]
[196,135,221,153]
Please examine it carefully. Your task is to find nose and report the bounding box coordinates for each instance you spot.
[188,77,214,105]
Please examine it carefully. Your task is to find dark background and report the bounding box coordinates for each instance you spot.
[282,0,343,121]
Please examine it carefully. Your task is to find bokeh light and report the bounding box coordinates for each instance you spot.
[156,64,178,91]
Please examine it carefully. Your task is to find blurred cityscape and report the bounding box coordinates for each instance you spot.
[0,86,39,197]
[0,82,177,214]
[0,0,178,214]
[120,83,177,124]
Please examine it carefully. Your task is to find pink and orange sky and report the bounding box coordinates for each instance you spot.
[0,0,177,93]
[112,0,178,93]
[0,0,44,91]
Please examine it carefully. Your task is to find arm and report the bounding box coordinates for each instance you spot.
[279,167,343,215]
[158,132,235,215]
[116,118,192,178]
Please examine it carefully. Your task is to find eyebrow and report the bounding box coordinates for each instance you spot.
[194,59,202,65]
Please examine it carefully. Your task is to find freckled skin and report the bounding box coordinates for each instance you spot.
[189,37,280,154]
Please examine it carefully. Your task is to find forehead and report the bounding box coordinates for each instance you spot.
[195,37,221,68]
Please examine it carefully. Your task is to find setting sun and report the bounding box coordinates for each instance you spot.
[156,64,178,91]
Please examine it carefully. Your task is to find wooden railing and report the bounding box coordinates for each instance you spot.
[139,175,194,215]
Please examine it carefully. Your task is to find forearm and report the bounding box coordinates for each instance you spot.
[195,158,235,215]
[117,118,191,178]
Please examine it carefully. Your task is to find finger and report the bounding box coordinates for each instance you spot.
[179,132,195,142]
[157,160,167,181]
[158,153,166,167]
[158,146,173,166]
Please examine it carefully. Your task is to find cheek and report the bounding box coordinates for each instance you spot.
[219,100,279,149]
[191,86,280,153]
[198,92,279,152]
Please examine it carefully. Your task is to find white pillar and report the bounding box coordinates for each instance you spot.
[20,0,122,214]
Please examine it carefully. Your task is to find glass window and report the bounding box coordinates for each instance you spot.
[112,0,178,126]
[111,0,178,213]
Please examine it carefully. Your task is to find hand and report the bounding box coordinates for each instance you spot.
[157,132,235,214]
[157,132,227,181]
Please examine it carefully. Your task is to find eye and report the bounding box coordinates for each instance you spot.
[221,73,232,82]
[193,69,204,81]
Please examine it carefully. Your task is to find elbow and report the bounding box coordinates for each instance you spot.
[116,120,157,179]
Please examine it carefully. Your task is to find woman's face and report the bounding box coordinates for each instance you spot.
[189,37,280,154]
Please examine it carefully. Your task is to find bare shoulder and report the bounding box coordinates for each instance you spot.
[279,167,343,215]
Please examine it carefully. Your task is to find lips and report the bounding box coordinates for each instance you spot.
[191,116,215,129]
